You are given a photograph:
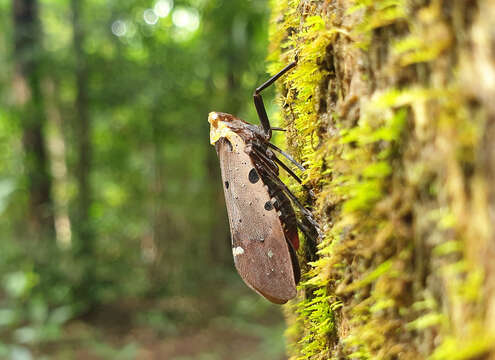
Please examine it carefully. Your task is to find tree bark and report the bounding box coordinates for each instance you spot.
[13,0,55,239]
[270,0,495,358]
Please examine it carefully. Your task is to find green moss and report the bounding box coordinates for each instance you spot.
[269,0,492,359]
[430,330,495,360]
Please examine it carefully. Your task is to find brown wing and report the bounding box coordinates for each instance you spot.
[215,136,297,304]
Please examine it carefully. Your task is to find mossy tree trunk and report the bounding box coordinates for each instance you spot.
[269,0,495,358]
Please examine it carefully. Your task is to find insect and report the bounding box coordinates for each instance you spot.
[208,60,319,304]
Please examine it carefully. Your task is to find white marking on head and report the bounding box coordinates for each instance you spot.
[232,246,245,256]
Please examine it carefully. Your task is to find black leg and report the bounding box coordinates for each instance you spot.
[297,220,319,245]
[260,165,322,239]
[267,142,306,171]
[249,143,302,184]
[254,61,297,140]
[271,154,303,184]
[246,144,280,175]
[249,144,323,239]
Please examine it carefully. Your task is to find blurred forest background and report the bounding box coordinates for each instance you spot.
[0,0,289,358]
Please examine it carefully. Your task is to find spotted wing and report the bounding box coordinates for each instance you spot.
[215,136,298,304]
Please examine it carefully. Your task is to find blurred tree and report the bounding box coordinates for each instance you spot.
[201,0,272,266]
[12,0,55,239]
[0,1,287,357]
[0,0,298,358]
[70,0,97,302]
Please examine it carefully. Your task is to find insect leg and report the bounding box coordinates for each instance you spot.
[271,155,317,207]
[246,144,279,176]
[246,143,321,238]
[286,237,301,284]
[262,170,322,238]
[267,142,306,171]
[249,144,302,184]
[271,154,303,184]
[296,219,320,263]
[271,127,286,132]
[297,220,319,244]
[254,60,297,140]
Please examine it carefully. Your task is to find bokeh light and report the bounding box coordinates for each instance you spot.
[143,8,159,25]
[172,7,199,31]
[154,0,173,18]
[111,20,127,37]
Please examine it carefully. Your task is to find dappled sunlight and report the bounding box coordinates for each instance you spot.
[143,9,159,25]
[154,0,173,18]
[111,20,127,37]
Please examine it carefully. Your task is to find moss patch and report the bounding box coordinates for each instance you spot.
[269,0,495,359]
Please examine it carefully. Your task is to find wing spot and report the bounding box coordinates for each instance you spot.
[267,250,274,258]
[264,201,274,211]
[232,246,245,256]
[248,169,260,184]
[224,181,229,189]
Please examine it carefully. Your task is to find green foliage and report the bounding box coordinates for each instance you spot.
[0,0,288,358]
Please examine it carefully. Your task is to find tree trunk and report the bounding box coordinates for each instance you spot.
[71,0,94,299]
[270,0,495,358]
[71,0,91,247]
[12,0,55,239]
